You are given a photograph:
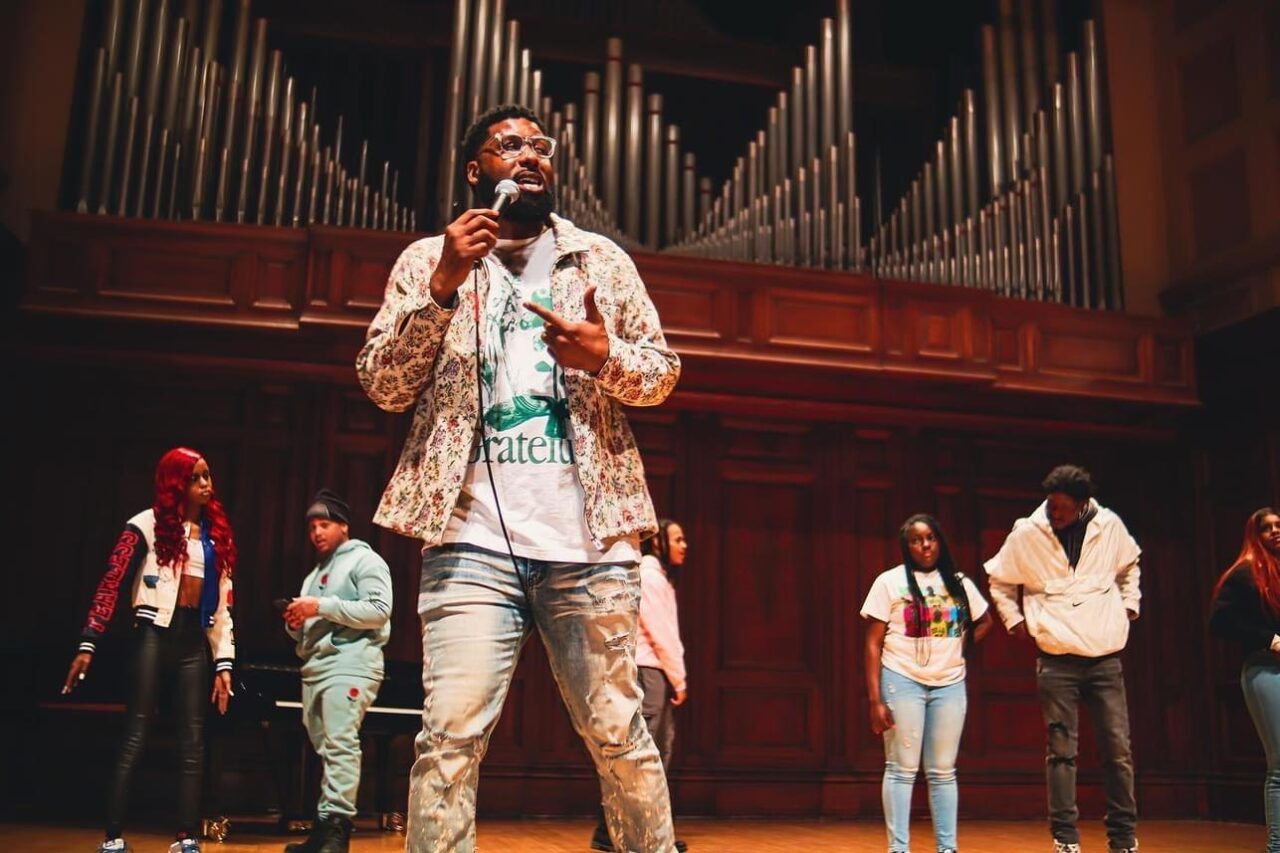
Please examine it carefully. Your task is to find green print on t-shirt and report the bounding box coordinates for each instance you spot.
[477,275,572,464]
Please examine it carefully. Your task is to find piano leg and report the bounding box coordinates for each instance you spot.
[298,725,314,826]
[260,719,294,830]
[371,730,405,832]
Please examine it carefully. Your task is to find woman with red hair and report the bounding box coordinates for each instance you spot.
[62,447,238,853]
[1211,507,1280,852]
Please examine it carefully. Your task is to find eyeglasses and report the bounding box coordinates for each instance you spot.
[488,132,557,160]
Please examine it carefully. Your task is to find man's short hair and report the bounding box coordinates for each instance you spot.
[1041,464,1095,501]
[458,104,544,178]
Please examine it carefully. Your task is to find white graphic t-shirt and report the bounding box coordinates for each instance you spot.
[442,228,639,564]
[860,565,989,687]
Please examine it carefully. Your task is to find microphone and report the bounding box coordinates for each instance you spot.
[492,179,520,216]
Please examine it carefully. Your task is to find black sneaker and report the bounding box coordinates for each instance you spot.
[313,815,352,853]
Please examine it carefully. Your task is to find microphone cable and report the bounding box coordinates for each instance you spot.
[472,257,522,573]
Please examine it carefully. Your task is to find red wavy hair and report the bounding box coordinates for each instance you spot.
[152,447,237,577]
[1215,507,1280,618]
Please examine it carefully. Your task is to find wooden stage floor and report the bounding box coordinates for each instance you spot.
[0,818,1264,851]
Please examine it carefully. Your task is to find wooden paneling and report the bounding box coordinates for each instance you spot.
[5,349,1222,819]
[10,213,1245,821]
[23,212,1198,409]
[1188,149,1252,259]
[1152,0,1280,331]
[1179,36,1242,141]
[304,227,411,327]
[26,213,309,328]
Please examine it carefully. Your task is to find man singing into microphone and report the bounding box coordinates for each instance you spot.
[356,104,681,852]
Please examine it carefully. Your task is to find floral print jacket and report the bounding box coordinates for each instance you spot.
[356,215,680,546]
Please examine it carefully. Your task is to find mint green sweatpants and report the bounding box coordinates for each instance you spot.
[302,675,380,818]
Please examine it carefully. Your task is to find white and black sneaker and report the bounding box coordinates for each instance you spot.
[167,839,201,853]
[97,839,129,853]
[1053,842,1082,853]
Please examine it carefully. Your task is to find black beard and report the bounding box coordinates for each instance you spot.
[474,172,557,223]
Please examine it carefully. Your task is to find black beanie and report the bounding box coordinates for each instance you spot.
[306,488,351,525]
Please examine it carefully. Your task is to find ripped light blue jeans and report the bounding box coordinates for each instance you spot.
[408,543,674,853]
[880,667,968,852]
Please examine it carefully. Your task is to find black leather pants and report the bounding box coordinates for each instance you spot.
[105,607,208,838]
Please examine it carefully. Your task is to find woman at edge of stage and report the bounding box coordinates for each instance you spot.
[1211,507,1280,853]
[63,447,237,853]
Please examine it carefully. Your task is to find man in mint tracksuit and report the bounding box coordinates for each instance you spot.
[282,489,393,853]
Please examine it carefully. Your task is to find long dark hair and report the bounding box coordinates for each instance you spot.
[898,513,973,641]
[642,518,679,581]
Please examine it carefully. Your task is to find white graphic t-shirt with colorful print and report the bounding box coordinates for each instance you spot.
[442,229,639,564]
[860,565,989,687]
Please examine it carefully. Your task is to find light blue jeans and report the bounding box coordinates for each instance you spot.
[407,543,674,853]
[880,667,968,852]
[1242,653,1280,853]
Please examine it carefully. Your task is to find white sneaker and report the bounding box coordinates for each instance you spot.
[97,840,128,853]
[167,840,200,853]
[1053,843,1082,853]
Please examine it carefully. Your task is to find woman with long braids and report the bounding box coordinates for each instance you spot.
[861,514,992,853]
[62,447,237,853]
[1211,507,1280,852]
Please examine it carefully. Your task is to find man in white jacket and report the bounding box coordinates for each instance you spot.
[985,465,1141,853]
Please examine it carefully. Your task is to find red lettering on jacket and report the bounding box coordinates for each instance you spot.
[85,528,142,634]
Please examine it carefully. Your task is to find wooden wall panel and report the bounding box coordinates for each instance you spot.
[304,227,408,326]
[1189,149,1252,258]
[6,352,1233,819]
[14,214,1261,822]
[764,288,878,355]
[1150,0,1280,330]
[1179,36,1242,141]
[708,420,824,769]
[24,213,1199,409]
[26,214,309,328]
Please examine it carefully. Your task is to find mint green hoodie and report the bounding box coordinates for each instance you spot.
[288,539,393,683]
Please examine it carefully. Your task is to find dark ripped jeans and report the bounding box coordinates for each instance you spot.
[106,607,209,839]
[1036,652,1137,850]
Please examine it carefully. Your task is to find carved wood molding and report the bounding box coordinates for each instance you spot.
[24,211,1198,408]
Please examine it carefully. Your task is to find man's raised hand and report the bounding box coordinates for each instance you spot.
[429,208,500,306]
[523,285,610,374]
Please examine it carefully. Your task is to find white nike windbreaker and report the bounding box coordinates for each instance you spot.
[984,499,1141,658]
